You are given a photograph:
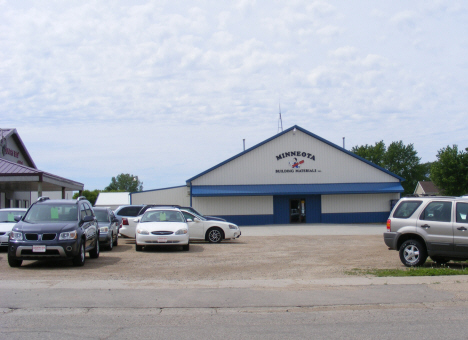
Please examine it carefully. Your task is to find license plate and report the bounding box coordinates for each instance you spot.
[157,237,167,243]
[33,245,46,252]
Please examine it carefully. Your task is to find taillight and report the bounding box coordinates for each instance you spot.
[122,218,129,225]
[386,219,391,232]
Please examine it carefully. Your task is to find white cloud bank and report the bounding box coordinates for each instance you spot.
[1,0,467,190]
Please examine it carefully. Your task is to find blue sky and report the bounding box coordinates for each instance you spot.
[1,0,467,191]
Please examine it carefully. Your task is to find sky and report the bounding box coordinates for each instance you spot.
[1,0,467,191]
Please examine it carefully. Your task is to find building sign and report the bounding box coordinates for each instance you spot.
[3,147,20,158]
[275,150,321,173]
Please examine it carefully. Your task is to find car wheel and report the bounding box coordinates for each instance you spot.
[135,243,143,251]
[399,239,427,267]
[430,256,449,265]
[113,233,118,247]
[89,239,100,259]
[206,228,223,243]
[108,233,113,251]
[72,242,86,267]
[182,243,190,251]
[8,252,23,267]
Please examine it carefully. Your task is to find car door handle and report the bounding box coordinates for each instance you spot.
[421,224,430,229]
[457,227,467,231]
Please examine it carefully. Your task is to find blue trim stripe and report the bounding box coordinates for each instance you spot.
[186,125,405,183]
[192,182,404,197]
[322,211,390,224]
[218,212,389,226]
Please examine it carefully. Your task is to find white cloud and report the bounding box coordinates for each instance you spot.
[1,1,467,190]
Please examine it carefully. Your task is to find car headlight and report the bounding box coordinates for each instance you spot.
[99,227,109,233]
[229,224,238,230]
[175,229,188,235]
[10,231,23,241]
[59,230,78,240]
[136,229,149,235]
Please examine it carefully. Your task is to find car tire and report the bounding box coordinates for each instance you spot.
[430,256,449,265]
[89,239,100,259]
[113,233,118,247]
[399,239,427,267]
[72,242,86,267]
[182,243,190,251]
[135,243,143,251]
[206,228,223,243]
[108,233,113,251]
[8,252,23,267]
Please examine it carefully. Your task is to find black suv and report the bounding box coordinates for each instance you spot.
[8,196,100,267]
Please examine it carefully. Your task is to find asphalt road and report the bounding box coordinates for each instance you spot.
[2,224,468,339]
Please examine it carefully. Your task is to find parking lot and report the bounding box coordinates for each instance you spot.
[0,224,403,282]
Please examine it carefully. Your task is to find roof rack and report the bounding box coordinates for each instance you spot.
[76,196,88,203]
[37,196,50,202]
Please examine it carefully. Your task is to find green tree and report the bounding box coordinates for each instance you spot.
[351,140,386,167]
[73,189,101,206]
[352,140,428,196]
[104,173,143,192]
[431,145,468,196]
[383,141,427,195]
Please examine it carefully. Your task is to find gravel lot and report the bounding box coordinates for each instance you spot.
[0,225,403,281]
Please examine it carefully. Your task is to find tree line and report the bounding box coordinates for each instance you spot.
[73,173,143,205]
[351,141,468,196]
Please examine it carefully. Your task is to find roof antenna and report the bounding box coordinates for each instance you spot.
[277,101,283,133]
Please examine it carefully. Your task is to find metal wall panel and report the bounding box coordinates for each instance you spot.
[321,193,400,213]
[131,186,190,206]
[192,129,399,186]
[192,196,273,216]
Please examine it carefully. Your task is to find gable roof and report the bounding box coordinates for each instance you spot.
[416,181,440,195]
[186,125,405,184]
[0,128,36,168]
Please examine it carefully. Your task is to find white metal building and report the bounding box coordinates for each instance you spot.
[131,125,404,225]
[94,192,130,210]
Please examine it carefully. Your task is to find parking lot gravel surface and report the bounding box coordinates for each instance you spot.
[0,224,403,282]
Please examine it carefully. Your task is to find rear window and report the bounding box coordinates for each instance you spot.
[116,206,143,217]
[393,200,422,219]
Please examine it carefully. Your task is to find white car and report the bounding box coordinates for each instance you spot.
[180,209,241,243]
[0,208,27,247]
[134,208,189,251]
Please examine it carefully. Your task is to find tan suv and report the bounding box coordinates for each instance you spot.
[384,196,468,267]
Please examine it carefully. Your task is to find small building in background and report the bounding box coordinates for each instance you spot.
[414,181,440,196]
[94,192,130,209]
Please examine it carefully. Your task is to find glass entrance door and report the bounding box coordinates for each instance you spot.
[290,198,306,223]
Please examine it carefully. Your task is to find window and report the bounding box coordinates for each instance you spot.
[420,201,452,222]
[456,203,468,223]
[117,206,143,217]
[393,201,422,218]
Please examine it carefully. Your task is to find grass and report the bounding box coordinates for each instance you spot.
[347,261,468,277]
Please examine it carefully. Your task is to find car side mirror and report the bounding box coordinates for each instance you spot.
[14,215,22,222]
[112,217,119,223]
[186,219,193,222]
[194,218,201,223]
[82,215,94,222]
[133,218,139,223]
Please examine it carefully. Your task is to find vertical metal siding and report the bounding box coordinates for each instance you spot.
[193,129,399,186]
[131,187,190,206]
[193,196,273,216]
[321,193,400,214]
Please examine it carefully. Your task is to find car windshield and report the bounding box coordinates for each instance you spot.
[24,204,78,223]
[141,210,185,223]
[0,210,25,223]
[94,210,109,222]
